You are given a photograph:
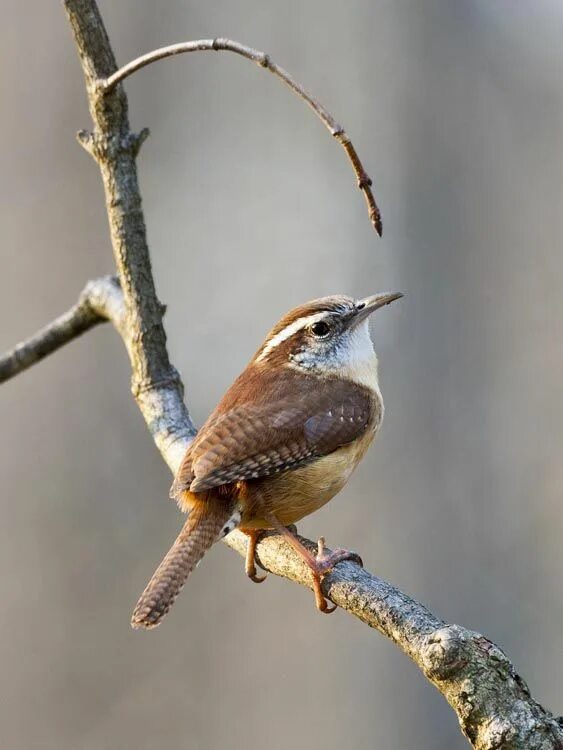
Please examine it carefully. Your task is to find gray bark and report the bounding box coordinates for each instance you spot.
[0,276,121,383]
[64,0,196,470]
[0,1,560,747]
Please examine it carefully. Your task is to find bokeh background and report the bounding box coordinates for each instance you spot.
[1,1,563,748]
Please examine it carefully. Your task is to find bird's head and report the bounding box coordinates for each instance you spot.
[253,293,402,388]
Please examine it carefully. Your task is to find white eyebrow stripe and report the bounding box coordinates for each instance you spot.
[255,312,326,362]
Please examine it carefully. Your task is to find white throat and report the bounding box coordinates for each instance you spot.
[338,320,380,393]
[289,318,381,395]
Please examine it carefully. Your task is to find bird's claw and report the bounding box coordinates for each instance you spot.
[310,537,364,614]
[244,529,268,584]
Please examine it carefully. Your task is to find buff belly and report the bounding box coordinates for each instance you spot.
[240,430,375,529]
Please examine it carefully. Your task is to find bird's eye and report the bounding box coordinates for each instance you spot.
[310,320,331,338]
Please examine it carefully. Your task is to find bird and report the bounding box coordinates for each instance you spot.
[131,292,402,629]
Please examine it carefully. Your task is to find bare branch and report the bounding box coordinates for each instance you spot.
[0,276,122,383]
[224,529,563,749]
[0,2,555,747]
[64,0,196,470]
[99,38,382,236]
[0,269,188,472]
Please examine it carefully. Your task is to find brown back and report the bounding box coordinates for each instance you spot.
[170,365,379,496]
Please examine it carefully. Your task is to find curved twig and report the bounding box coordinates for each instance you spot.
[99,38,382,235]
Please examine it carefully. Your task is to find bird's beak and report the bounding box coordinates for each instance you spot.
[349,292,403,327]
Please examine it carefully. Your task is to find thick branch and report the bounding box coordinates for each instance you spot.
[0,2,551,748]
[99,38,382,236]
[224,530,563,749]
[64,0,196,470]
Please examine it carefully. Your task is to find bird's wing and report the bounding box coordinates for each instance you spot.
[170,380,374,496]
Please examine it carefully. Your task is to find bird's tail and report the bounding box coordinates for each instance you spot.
[131,495,239,629]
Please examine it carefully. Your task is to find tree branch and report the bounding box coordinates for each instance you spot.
[98,38,382,236]
[224,529,563,749]
[0,1,558,747]
[63,0,196,471]
[0,276,122,383]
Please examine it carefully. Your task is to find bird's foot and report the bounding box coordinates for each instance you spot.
[256,517,363,614]
[244,529,267,583]
[308,537,363,613]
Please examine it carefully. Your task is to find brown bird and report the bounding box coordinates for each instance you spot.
[131,292,402,629]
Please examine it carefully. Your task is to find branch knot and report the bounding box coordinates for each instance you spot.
[131,368,184,398]
[77,127,150,161]
[422,625,468,680]
[480,717,514,750]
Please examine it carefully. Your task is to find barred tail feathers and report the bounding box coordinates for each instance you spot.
[131,497,238,629]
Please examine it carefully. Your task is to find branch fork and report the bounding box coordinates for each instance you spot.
[0,2,560,747]
[77,127,150,160]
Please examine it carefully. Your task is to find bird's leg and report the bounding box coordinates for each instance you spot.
[266,516,363,614]
[243,529,267,583]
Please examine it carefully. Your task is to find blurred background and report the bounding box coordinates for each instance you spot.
[1,1,563,748]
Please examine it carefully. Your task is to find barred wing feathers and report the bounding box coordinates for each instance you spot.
[171,378,375,497]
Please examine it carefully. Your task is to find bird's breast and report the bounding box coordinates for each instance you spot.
[241,426,378,528]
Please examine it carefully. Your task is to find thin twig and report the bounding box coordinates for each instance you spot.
[100,38,382,235]
[0,276,122,383]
